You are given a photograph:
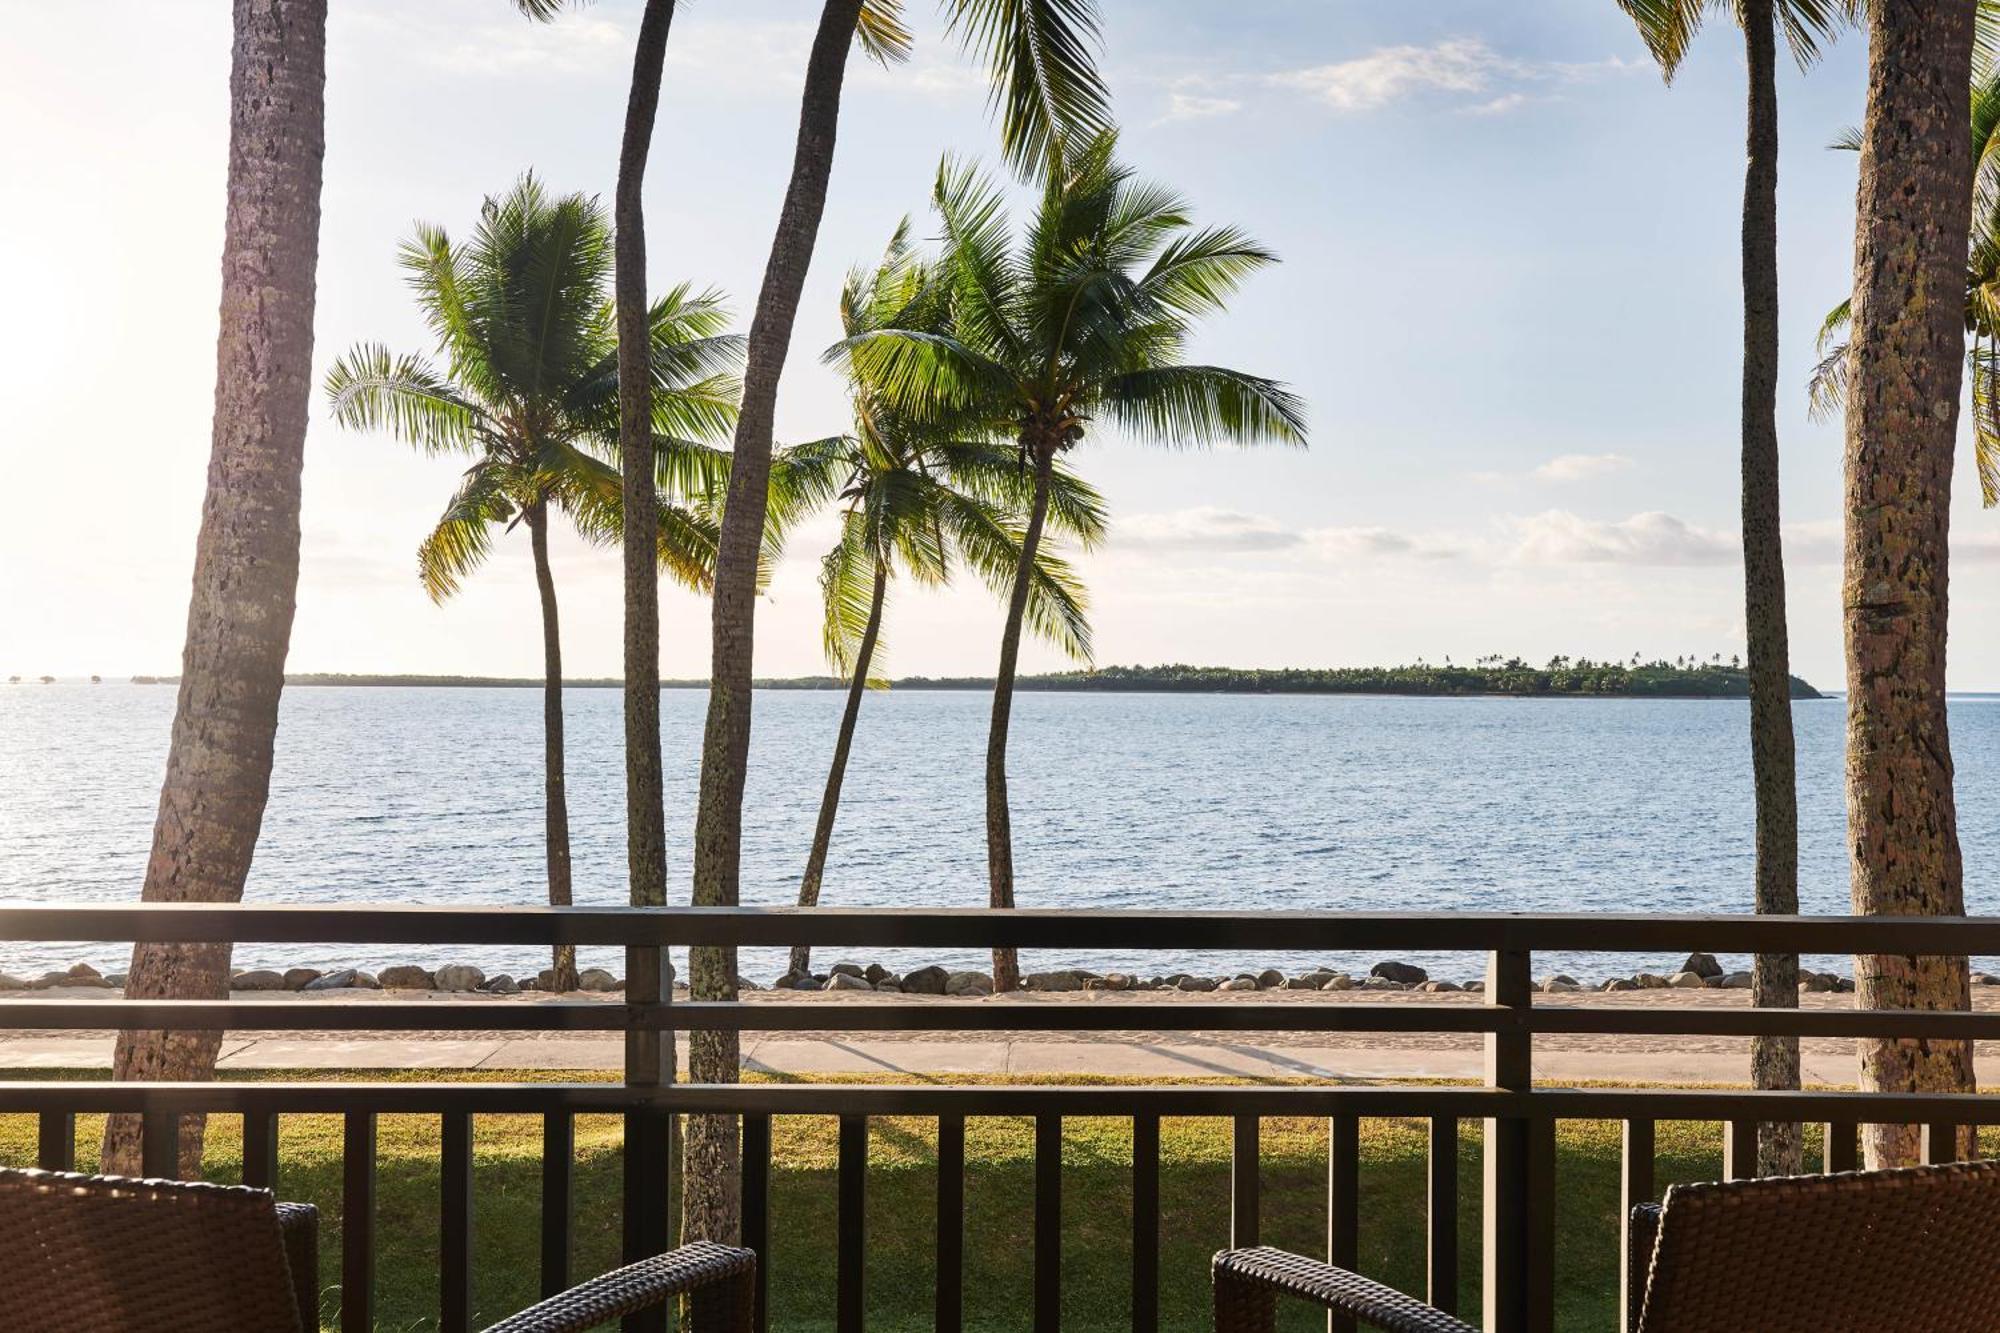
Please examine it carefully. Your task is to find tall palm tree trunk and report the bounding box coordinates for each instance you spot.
[1843,0,1976,1171]
[617,0,676,920]
[986,447,1055,994]
[528,501,578,993]
[104,0,327,1179]
[687,0,865,1243]
[791,561,889,977]
[1739,0,1802,1179]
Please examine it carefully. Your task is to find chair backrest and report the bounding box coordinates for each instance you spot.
[1638,1158,2000,1333]
[0,1167,305,1333]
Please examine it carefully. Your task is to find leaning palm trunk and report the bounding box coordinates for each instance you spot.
[686,0,866,1243]
[528,502,579,993]
[1843,0,1977,1171]
[1739,0,1802,1179]
[791,563,889,977]
[617,0,676,921]
[104,0,327,1178]
[986,448,1055,994]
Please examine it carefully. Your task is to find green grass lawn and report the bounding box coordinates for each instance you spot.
[0,1070,1878,1332]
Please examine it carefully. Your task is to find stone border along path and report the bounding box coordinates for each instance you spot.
[10,986,2000,1085]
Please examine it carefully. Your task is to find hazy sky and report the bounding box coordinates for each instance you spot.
[10,1,1999,686]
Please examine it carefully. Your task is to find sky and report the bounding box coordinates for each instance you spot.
[7,0,1999,688]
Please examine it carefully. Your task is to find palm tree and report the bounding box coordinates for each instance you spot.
[840,134,1308,990]
[684,0,1113,1243]
[324,174,741,993]
[1616,0,1852,1180]
[1812,58,2000,507]
[103,0,328,1180]
[1841,0,1977,1170]
[785,224,1105,978]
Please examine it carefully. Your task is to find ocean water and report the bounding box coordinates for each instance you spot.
[3,683,1998,985]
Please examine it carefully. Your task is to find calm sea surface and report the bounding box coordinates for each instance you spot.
[4,684,1999,984]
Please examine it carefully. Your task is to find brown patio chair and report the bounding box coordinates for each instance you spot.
[1214,1157,2000,1333]
[0,1166,755,1333]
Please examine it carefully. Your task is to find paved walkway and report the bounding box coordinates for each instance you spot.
[6,1031,1990,1086]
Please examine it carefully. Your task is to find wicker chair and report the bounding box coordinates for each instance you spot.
[0,1167,755,1333]
[1214,1157,2000,1333]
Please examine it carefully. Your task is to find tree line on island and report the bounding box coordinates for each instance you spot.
[101,0,1990,1249]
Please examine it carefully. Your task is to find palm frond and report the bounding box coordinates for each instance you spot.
[324,343,485,455]
[944,0,1112,179]
[856,0,913,65]
[1102,364,1309,449]
[938,490,1092,661]
[417,461,515,602]
[819,509,883,676]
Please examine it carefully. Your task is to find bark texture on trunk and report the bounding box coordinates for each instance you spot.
[791,560,889,977]
[617,0,676,922]
[985,447,1055,993]
[104,0,327,1179]
[1843,0,1977,1171]
[528,501,578,993]
[1739,0,1802,1179]
[685,0,864,1244]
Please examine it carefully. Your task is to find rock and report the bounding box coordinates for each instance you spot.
[1097,973,1135,991]
[1421,980,1462,993]
[874,980,903,993]
[736,976,764,992]
[944,971,993,996]
[1287,975,1327,991]
[792,976,825,992]
[1668,971,1706,989]
[1834,976,1856,993]
[1976,972,2000,987]
[1220,976,1259,991]
[104,973,127,988]
[1463,980,1484,993]
[864,963,892,984]
[230,969,287,991]
[435,964,486,992]
[1540,976,1581,993]
[1718,971,1752,990]
[1023,971,1084,993]
[0,973,38,990]
[1681,952,1723,980]
[66,963,100,979]
[1370,961,1429,985]
[901,965,949,996]
[1360,976,1404,991]
[1634,973,1669,989]
[282,967,323,991]
[774,971,811,990]
[352,971,380,990]
[1601,978,1638,992]
[829,963,866,980]
[1256,968,1287,990]
[1799,973,1834,993]
[1175,975,1218,993]
[378,965,436,990]
[304,968,359,991]
[28,971,64,990]
[481,974,521,994]
[826,972,873,992]
[577,968,620,993]
[1320,974,1355,992]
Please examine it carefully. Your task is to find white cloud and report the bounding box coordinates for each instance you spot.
[1534,452,1635,482]
[1507,510,1736,567]
[1157,91,1243,124]
[1269,37,1640,115]
[1116,507,1303,553]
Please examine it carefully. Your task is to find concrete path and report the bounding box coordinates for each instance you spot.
[3,1031,1983,1086]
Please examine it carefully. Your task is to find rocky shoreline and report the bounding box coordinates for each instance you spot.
[9,952,1986,999]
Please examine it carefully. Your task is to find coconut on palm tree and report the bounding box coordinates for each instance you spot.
[838,134,1307,990]
[1616,0,1853,1179]
[324,174,741,992]
[785,222,1105,978]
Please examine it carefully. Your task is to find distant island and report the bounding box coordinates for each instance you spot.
[129,659,1823,699]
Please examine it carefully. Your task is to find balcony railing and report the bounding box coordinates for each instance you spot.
[3,904,2000,1333]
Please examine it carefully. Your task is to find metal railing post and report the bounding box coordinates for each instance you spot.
[622,942,671,1333]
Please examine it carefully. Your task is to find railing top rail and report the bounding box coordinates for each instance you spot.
[3,1079,1999,1123]
[3,903,1999,952]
